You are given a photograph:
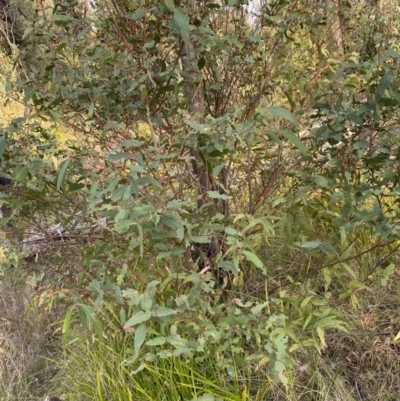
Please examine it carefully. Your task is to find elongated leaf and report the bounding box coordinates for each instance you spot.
[174,8,190,44]
[300,241,321,249]
[23,87,35,103]
[62,308,74,351]
[0,135,7,157]
[57,160,70,190]
[243,250,265,272]
[212,163,225,177]
[316,326,327,349]
[268,106,299,127]
[115,220,137,233]
[134,324,147,356]
[146,337,166,346]
[78,304,103,336]
[218,260,239,274]
[107,152,132,161]
[375,71,394,102]
[152,307,177,317]
[124,311,152,328]
[207,191,231,200]
[160,213,184,240]
[386,49,400,58]
[318,242,338,255]
[281,131,306,155]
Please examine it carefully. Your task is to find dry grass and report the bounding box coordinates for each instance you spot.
[323,282,400,401]
[0,268,59,401]
[1,239,400,401]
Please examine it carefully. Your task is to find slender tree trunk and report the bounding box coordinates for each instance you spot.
[179,40,213,208]
[326,0,345,53]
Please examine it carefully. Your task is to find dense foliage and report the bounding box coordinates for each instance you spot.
[2,0,400,399]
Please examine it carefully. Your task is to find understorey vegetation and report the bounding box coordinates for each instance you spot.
[1,0,400,400]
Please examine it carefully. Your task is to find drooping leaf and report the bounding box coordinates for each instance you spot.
[281,131,306,155]
[134,324,147,356]
[62,308,73,351]
[160,213,184,240]
[243,250,265,272]
[57,160,70,190]
[268,106,300,127]
[375,71,394,102]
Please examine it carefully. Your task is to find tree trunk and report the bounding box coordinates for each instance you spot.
[327,0,345,53]
[179,40,213,208]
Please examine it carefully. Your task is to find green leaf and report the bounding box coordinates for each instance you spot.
[218,261,239,274]
[152,307,177,317]
[13,166,29,182]
[281,131,306,155]
[347,112,363,125]
[115,220,137,233]
[243,250,265,271]
[211,163,225,177]
[165,0,175,11]
[88,102,94,117]
[21,25,33,40]
[146,337,166,346]
[132,9,146,21]
[191,235,210,243]
[62,308,73,351]
[111,185,130,202]
[316,326,326,349]
[174,8,190,44]
[334,63,345,80]
[77,304,103,336]
[125,311,152,327]
[207,191,231,200]
[140,295,153,312]
[341,263,357,280]
[0,135,7,157]
[198,57,206,69]
[107,152,132,161]
[268,106,299,127]
[160,213,184,240]
[23,87,35,103]
[49,110,63,124]
[55,43,66,54]
[375,71,394,102]
[318,242,337,255]
[386,49,400,58]
[300,241,321,249]
[134,324,147,356]
[251,301,269,315]
[57,160,70,191]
